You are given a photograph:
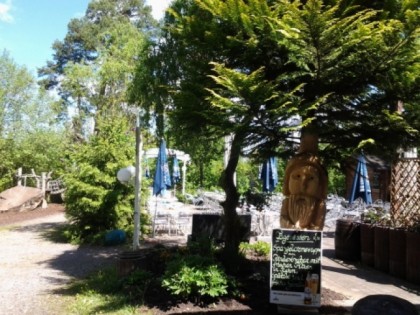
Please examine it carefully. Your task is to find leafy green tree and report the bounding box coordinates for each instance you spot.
[262,0,420,159]
[0,51,68,190]
[0,50,35,136]
[178,137,225,190]
[60,62,96,141]
[151,1,303,255]
[133,0,419,257]
[39,0,156,137]
[63,114,149,243]
[34,0,159,242]
[327,166,346,196]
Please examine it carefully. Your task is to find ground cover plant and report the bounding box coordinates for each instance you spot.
[61,238,349,314]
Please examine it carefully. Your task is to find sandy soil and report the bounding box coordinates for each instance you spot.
[0,203,65,226]
[0,204,121,315]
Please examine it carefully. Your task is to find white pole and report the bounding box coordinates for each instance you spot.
[182,162,187,195]
[133,114,143,250]
[41,172,48,208]
[152,195,158,238]
[17,168,22,186]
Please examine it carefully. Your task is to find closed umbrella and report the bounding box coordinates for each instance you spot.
[153,139,172,196]
[259,157,279,192]
[152,139,171,237]
[349,154,372,204]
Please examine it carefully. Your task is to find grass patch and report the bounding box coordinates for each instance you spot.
[64,267,151,314]
[240,241,271,258]
[0,225,17,232]
[40,223,70,243]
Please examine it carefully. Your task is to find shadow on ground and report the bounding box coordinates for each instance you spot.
[13,220,122,279]
[8,221,359,314]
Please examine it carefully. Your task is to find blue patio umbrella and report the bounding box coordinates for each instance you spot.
[349,154,372,204]
[259,157,279,192]
[152,139,171,237]
[153,139,171,196]
[172,156,181,184]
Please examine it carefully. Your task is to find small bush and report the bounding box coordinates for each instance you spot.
[121,269,154,303]
[240,241,271,258]
[63,116,151,244]
[187,235,218,257]
[162,254,228,301]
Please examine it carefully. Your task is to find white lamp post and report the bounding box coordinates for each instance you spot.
[117,115,143,250]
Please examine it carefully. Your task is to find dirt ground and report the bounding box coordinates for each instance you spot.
[0,204,349,314]
[0,202,66,226]
[0,204,121,315]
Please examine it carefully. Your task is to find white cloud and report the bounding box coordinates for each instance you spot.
[0,0,13,23]
[147,0,172,20]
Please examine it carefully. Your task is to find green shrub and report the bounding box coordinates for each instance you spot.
[175,192,186,203]
[240,241,271,258]
[187,235,218,257]
[327,166,346,196]
[120,269,154,303]
[162,254,228,300]
[63,115,150,244]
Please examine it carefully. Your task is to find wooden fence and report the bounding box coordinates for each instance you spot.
[391,158,420,227]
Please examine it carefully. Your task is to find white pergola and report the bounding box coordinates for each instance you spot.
[144,148,191,195]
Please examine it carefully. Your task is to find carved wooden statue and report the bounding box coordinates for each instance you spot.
[280,152,328,230]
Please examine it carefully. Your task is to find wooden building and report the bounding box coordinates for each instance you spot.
[345,155,391,202]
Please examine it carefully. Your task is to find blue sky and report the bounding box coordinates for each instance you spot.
[0,0,171,74]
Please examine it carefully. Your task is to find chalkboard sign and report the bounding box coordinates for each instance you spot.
[270,229,322,307]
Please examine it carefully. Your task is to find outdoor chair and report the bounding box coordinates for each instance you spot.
[171,212,191,235]
[250,210,263,236]
[343,197,365,220]
[153,213,172,235]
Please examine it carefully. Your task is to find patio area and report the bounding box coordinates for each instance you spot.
[146,191,390,240]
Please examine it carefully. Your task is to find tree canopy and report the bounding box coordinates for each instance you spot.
[0,50,68,190]
[152,0,419,162]
[38,0,157,138]
[130,0,419,255]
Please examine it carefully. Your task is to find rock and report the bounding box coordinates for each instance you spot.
[0,186,44,213]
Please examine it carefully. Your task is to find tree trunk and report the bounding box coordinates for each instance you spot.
[299,127,319,154]
[219,133,244,265]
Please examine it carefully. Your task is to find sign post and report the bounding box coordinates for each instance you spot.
[270,228,322,308]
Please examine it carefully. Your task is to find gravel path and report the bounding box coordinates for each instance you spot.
[0,206,121,315]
